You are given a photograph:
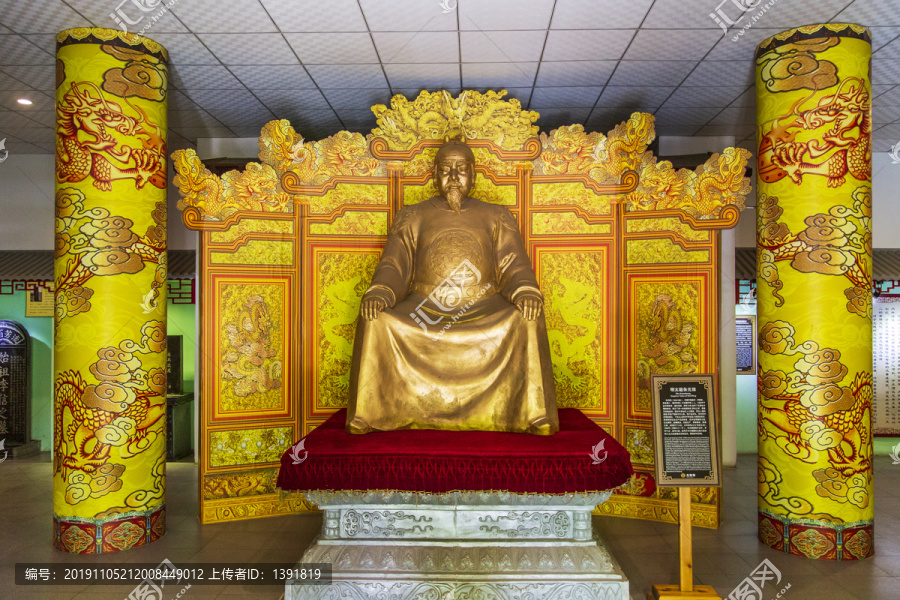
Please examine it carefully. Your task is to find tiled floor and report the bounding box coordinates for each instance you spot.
[1,453,897,599]
[597,454,900,600]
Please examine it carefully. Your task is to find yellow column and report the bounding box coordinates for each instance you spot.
[756,24,873,560]
[53,28,169,553]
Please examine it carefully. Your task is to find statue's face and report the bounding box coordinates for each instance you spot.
[434,147,475,200]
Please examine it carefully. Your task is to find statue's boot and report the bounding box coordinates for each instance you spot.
[346,417,372,435]
[528,416,555,436]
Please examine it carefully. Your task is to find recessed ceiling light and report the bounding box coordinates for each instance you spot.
[17,98,33,105]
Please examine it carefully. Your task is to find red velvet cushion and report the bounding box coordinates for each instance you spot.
[276,409,633,494]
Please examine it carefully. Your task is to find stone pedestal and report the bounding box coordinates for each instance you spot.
[286,490,629,600]
[8,440,41,459]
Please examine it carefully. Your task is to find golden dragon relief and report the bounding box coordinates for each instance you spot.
[171,150,293,221]
[258,120,385,184]
[371,89,539,151]
[534,112,750,220]
[172,121,386,221]
[56,81,166,193]
[172,93,749,223]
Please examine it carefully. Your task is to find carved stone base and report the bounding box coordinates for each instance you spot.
[285,491,630,600]
[294,581,625,600]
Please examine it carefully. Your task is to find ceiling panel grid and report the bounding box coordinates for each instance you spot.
[0,0,898,152]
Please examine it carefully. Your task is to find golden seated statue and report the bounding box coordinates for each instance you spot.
[346,140,560,435]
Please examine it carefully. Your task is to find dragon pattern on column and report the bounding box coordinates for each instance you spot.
[755,23,874,561]
[53,28,169,554]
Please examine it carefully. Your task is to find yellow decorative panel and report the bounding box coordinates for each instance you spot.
[533,182,611,215]
[402,147,439,178]
[310,211,388,236]
[210,219,293,243]
[305,183,388,215]
[217,282,286,413]
[402,181,437,205]
[538,249,609,411]
[402,147,522,178]
[202,495,315,523]
[658,486,717,506]
[403,178,517,206]
[209,426,293,468]
[626,239,709,265]
[472,178,517,205]
[627,217,710,241]
[210,240,293,266]
[532,212,611,235]
[598,494,718,528]
[315,251,380,408]
[474,148,523,177]
[203,468,280,499]
[631,280,702,415]
[625,427,654,465]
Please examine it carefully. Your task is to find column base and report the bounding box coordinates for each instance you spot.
[758,509,874,560]
[53,505,166,553]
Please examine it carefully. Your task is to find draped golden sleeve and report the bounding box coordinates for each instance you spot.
[347,141,559,435]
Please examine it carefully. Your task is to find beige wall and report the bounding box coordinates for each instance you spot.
[0,147,197,251]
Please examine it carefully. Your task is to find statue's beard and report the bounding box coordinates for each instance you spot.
[445,187,464,213]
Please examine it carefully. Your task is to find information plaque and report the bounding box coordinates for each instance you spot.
[167,335,183,396]
[0,320,31,444]
[24,285,55,318]
[651,374,720,487]
[735,315,756,374]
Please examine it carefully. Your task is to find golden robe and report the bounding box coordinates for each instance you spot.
[347,196,559,434]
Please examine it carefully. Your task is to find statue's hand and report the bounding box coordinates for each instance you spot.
[360,296,387,321]
[515,295,543,321]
